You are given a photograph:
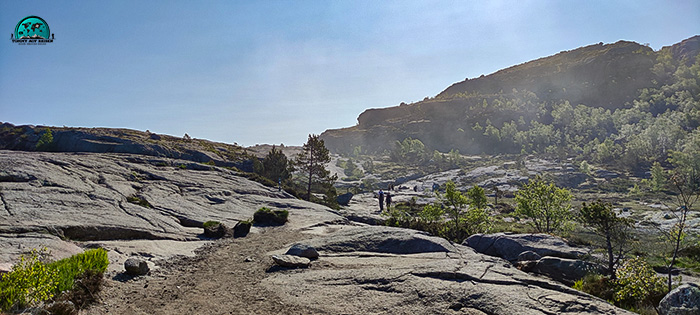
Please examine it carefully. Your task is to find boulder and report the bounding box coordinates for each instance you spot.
[203,222,228,238]
[307,226,456,254]
[271,255,310,268]
[464,233,587,261]
[530,257,602,285]
[658,283,700,315]
[285,243,319,259]
[336,192,353,206]
[124,258,149,276]
[232,221,252,238]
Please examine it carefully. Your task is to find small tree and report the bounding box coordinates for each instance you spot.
[515,176,573,234]
[431,181,490,242]
[35,128,54,151]
[579,200,633,278]
[255,145,293,183]
[649,161,667,192]
[663,148,700,291]
[467,185,488,210]
[294,134,335,201]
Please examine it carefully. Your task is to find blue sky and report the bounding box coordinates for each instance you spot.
[1,1,698,146]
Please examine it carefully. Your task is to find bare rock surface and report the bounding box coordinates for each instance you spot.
[465,233,588,262]
[261,226,633,314]
[0,150,341,266]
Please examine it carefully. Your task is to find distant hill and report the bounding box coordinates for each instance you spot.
[0,123,255,171]
[321,36,700,170]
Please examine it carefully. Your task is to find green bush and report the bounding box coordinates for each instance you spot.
[573,273,615,303]
[127,196,151,208]
[0,248,57,311]
[35,128,55,151]
[48,248,108,293]
[614,257,667,309]
[573,257,668,313]
[253,207,288,225]
[0,248,108,312]
[202,220,221,229]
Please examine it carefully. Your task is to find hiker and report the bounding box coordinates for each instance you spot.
[378,190,384,212]
[385,192,392,209]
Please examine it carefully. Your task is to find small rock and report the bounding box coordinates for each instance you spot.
[233,221,252,238]
[285,243,319,259]
[658,283,700,315]
[518,251,542,262]
[272,255,310,268]
[244,257,254,262]
[124,258,149,276]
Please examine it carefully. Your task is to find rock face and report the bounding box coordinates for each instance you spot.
[124,258,149,275]
[263,226,634,314]
[0,150,341,266]
[464,233,587,262]
[658,283,700,315]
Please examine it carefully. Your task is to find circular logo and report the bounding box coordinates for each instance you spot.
[14,16,50,40]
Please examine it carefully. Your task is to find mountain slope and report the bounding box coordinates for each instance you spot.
[321,36,700,162]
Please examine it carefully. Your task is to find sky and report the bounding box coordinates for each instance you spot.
[1,1,699,146]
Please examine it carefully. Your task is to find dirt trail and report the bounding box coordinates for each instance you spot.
[83,227,324,315]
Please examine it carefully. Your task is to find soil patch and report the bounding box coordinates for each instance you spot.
[83,227,324,315]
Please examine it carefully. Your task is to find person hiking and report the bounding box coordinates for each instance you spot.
[385,192,392,209]
[378,190,385,212]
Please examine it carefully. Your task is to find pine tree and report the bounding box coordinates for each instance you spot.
[294,135,335,201]
[255,145,292,183]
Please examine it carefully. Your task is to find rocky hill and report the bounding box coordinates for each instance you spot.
[321,36,700,156]
[0,122,256,171]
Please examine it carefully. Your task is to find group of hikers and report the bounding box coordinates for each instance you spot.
[376,182,440,212]
[377,189,392,212]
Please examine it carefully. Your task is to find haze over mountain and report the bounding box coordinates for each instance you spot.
[321,36,700,168]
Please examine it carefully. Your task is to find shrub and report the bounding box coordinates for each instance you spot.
[48,248,108,294]
[35,128,55,151]
[202,220,221,229]
[515,175,573,234]
[126,196,151,208]
[614,257,667,309]
[0,248,58,311]
[0,248,108,312]
[253,207,288,225]
[573,273,615,303]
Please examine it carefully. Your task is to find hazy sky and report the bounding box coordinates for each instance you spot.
[1,1,698,146]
